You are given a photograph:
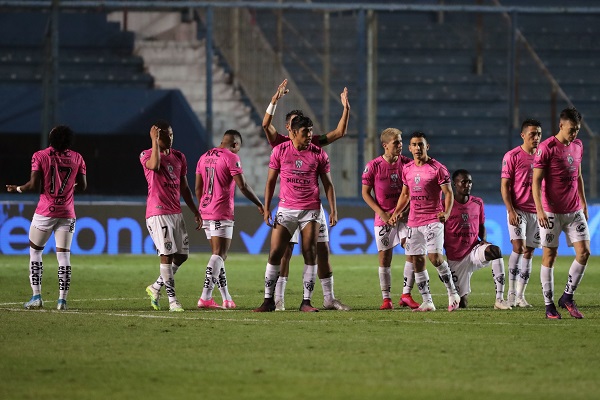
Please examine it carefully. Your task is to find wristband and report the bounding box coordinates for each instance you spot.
[16,186,22,193]
[266,103,277,115]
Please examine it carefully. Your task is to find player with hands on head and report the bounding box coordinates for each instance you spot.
[389,131,460,312]
[362,128,420,310]
[142,121,201,312]
[195,130,264,309]
[7,125,86,311]
[261,79,350,311]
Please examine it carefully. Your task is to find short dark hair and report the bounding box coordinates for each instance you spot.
[410,131,427,140]
[559,107,582,125]
[224,129,243,145]
[521,118,541,131]
[452,169,471,181]
[48,125,74,151]
[154,119,171,131]
[285,109,304,124]
[291,115,313,131]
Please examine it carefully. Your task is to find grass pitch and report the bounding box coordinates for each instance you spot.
[1,254,599,400]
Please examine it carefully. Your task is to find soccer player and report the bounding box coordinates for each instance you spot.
[445,169,511,310]
[361,128,420,310]
[141,121,201,312]
[532,107,590,319]
[195,130,264,309]
[501,119,542,308]
[261,79,350,311]
[389,131,460,312]
[6,125,87,311]
[254,115,337,312]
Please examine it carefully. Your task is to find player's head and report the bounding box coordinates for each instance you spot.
[520,119,542,150]
[222,129,243,153]
[558,107,582,142]
[154,120,174,149]
[452,169,473,197]
[408,131,429,161]
[285,109,304,133]
[290,115,313,148]
[380,128,402,157]
[48,125,74,151]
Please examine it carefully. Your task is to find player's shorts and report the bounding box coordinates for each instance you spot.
[289,205,329,244]
[276,207,321,238]
[447,243,492,297]
[374,221,408,251]
[540,209,590,247]
[507,209,541,248]
[404,222,444,256]
[146,213,189,256]
[29,213,76,249]
[202,219,234,240]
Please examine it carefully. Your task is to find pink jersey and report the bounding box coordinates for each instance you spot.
[196,147,243,220]
[140,148,187,218]
[269,132,324,148]
[501,146,536,213]
[362,155,412,226]
[269,141,330,210]
[401,158,451,227]
[533,136,583,214]
[444,195,485,261]
[32,147,86,219]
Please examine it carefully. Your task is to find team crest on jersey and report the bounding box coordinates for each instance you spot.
[461,213,469,222]
[414,174,421,184]
[546,233,554,243]
[567,155,574,165]
[295,159,303,169]
[390,173,399,182]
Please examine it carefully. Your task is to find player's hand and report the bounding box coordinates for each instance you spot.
[257,204,265,216]
[340,87,350,110]
[6,185,18,193]
[507,209,519,226]
[272,79,289,103]
[388,212,399,226]
[264,208,274,227]
[194,214,202,230]
[537,210,550,229]
[583,207,589,221]
[150,125,160,141]
[380,212,391,224]
[437,211,449,223]
[329,210,338,227]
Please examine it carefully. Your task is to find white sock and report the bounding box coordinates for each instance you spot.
[516,257,532,298]
[29,248,43,296]
[403,261,415,295]
[216,264,232,302]
[201,255,223,301]
[152,263,180,292]
[275,276,288,303]
[160,263,177,302]
[320,276,334,303]
[491,258,506,301]
[56,252,71,301]
[508,252,522,295]
[415,270,432,303]
[302,264,317,300]
[565,260,586,295]
[435,261,457,296]
[540,265,554,305]
[264,263,280,298]
[379,266,391,299]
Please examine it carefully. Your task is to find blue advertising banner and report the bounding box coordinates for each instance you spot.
[1,202,599,256]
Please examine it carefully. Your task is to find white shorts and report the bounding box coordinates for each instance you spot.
[202,219,234,240]
[289,205,329,243]
[540,210,590,247]
[146,213,189,256]
[447,243,492,297]
[29,213,76,249]
[404,222,444,256]
[276,207,321,238]
[507,209,541,248]
[374,221,407,251]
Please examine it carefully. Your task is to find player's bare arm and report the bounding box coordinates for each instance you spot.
[233,173,265,215]
[438,183,454,223]
[145,125,161,171]
[6,170,41,193]
[180,175,201,230]
[321,171,338,227]
[577,165,588,220]
[263,168,279,227]
[322,87,351,146]
[501,177,519,226]
[361,184,391,224]
[531,167,549,228]
[262,79,289,143]
[389,185,410,225]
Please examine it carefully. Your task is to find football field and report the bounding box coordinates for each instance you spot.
[1,254,599,400]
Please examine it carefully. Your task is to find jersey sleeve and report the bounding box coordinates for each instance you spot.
[228,153,244,176]
[268,146,281,170]
[139,150,151,169]
[179,152,188,176]
[31,152,42,172]
[317,150,331,174]
[501,152,513,180]
[361,161,374,186]
[437,164,451,186]
[269,133,289,148]
[78,154,87,175]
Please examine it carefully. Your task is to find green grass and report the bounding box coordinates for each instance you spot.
[1,254,600,400]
